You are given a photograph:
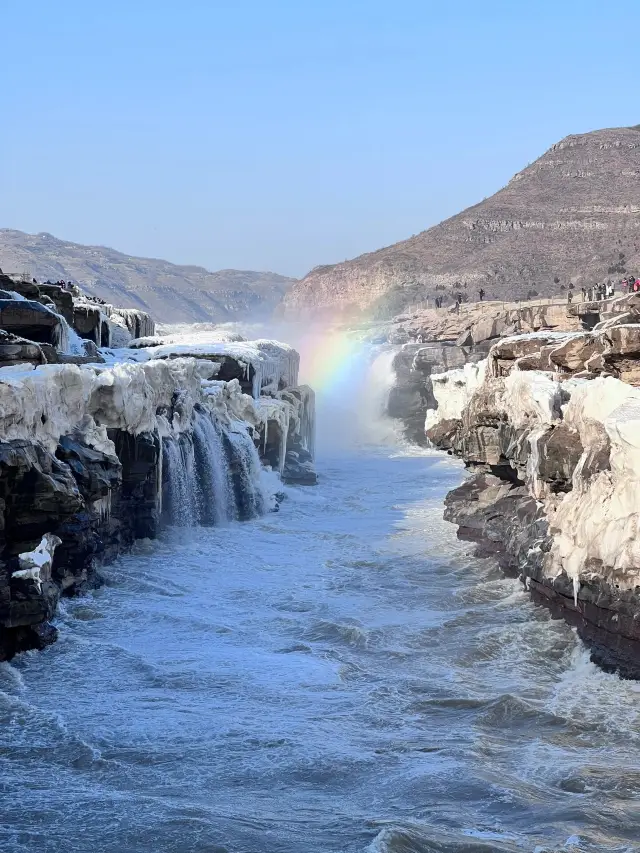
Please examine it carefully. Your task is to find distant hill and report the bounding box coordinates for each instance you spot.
[0,230,296,323]
[283,126,640,319]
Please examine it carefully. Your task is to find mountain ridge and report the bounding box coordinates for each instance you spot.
[0,229,296,324]
[283,126,640,319]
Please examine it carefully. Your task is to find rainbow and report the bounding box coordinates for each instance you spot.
[296,326,366,392]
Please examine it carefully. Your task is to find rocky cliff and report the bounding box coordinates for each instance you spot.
[284,126,640,319]
[0,273,316,662]
[423,300,640,677]
[384,298,583,442]
[0,230,296,323]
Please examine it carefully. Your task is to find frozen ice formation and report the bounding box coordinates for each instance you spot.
[425,338,640,675]
[0,279,316,662]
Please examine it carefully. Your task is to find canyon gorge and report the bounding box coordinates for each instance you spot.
[2,266,640,852]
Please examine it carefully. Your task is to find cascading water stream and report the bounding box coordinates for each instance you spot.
[192,410,235,525]
[163,412,266,527]
[162,432,199,526]
[223,424,266,521]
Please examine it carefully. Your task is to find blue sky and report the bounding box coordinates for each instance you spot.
[2,0,639,277]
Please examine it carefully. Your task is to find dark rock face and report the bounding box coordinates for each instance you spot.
[535,425,583,492]
[282,449,317,485]
[72,304,104,345]
[0,430,162,662]
[37,283,74,324]
[0,329,46,368]
[0,299,61,345]
[0,273,40,299]
[444,472,548,573]
[424,417,461,452]
[0,440,84,657]
[107,430,161,545]
[387,345,443,443]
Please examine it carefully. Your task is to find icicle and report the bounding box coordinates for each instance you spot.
[51,309,86,355]
[157,432,163,516]
[93,495,112,521]
[572,576,580,608]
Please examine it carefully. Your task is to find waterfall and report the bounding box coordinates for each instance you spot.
[162,412,265,527]
[192,410,235,525]
[52,310,87,355]
[222,425,266,521]
[162,432,199,526]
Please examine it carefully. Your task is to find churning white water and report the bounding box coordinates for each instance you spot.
[0,351,639,853]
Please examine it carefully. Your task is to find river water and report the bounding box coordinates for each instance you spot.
[1,365,640,852]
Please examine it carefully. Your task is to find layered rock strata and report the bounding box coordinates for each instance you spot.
[386,294,640,443]
[285,127,640,319]
[425,328,640,677]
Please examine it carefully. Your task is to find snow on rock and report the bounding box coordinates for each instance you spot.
[107,307,155,340]
[502,370,564,428]
[105,313,133,348]
[426,360,486,430]
[119,333,300,399]
[0,364,96,451]
[426,348,640,593]
[13,533,62,592]
[0,356,269,452]
[201,378,262,428]
[548,380,640,589]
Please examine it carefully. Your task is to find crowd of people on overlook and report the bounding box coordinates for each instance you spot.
[30,278,105,305]
[437,277,640,312]
[572,276,640,303]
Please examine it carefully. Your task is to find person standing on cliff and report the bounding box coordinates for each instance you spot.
[567,289,573,304]
[479,288,485,302]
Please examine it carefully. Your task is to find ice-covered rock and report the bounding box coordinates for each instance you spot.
[425,346,640,676]
[426,360,486,430]
[0,304,317,664]
[14,534,62,592]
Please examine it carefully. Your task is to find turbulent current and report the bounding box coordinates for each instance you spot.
[1,361,640,852]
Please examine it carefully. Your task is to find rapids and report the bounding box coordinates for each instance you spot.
[0,351,639,852]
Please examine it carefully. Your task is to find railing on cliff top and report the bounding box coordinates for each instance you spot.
[404,292,625,314]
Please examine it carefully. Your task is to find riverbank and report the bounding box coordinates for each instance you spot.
[380,293,640,676]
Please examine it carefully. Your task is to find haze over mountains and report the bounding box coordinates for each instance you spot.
[0,229,295,324]
[284,126,640,319]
